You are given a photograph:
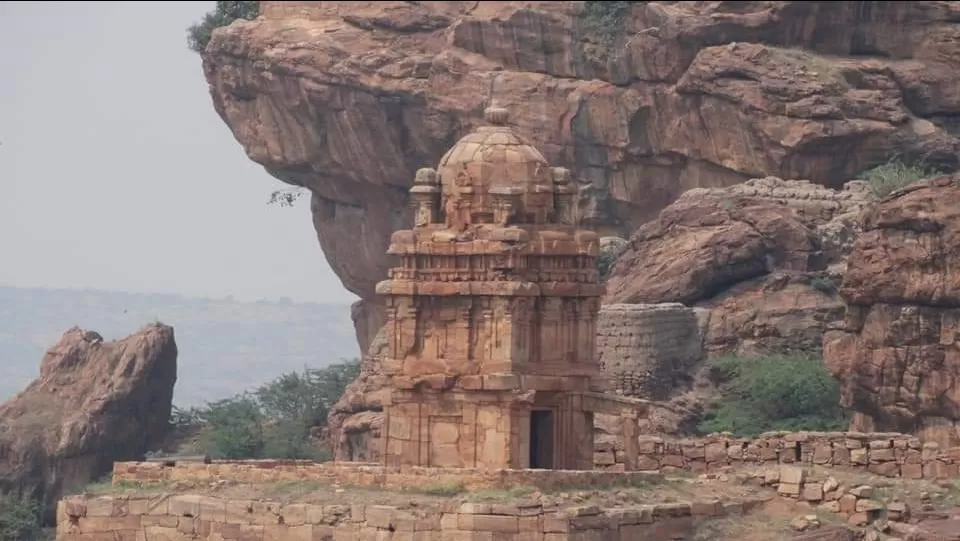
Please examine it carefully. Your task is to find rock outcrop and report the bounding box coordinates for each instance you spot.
[202,1,960,352]
[605,177,870,356]
[824,174,960,448]
[0,324,177,518]
[327,325,389,462]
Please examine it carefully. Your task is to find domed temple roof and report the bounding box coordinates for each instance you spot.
[424,105,572,229]
[437,106,550,179]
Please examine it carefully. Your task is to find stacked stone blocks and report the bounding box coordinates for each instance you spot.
[596,303,702,399]
[57,493,766,541]
[596,431,960,480]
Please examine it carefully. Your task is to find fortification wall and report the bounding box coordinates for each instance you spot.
[259,1,328,20]
[56,493,761,541]
[596,431,960,480]
[684,177,872,225]
[596,303,703,400]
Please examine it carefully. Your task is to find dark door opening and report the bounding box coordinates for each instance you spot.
[529,410,555,469]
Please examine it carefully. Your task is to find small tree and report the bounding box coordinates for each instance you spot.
[177,359,362,460]
[199,394,265,459]
[0,494,42,541]
[187,1,259,54]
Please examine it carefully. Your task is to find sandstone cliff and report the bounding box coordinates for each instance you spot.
[0,324,177,518]
[202,1,960,353]
[606,176,871,356]
[824,174,960,448]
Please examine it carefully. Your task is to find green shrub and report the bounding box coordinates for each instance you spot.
[808,275,838,295]
[175,359,361,460]
[597,249,619,282]
[858,158,937,199]
[199,394,266,459]
[0,494,42,541]
[581,1,634,50]
[186,1,259,54]
[697,354,848,437]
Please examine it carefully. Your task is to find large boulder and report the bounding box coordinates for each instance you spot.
[203,1,960,353]
[824,174,960,446]
[605,177,870,356]
[0,323,177,518]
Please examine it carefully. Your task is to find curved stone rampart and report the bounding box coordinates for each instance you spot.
[596,303,703,400]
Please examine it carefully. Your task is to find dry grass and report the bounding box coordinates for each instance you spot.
[765,46,851,91]
[693,498,846,541]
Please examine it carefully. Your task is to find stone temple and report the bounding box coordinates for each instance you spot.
[375,105,646,471]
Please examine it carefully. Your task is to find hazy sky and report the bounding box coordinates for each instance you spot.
[0,1,357,305]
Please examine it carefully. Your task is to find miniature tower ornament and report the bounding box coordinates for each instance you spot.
[375,104,615,471]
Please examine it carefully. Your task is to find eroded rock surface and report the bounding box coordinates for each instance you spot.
[0,324,177,517]
[203,1,960,352]
[327,325,389,462]
[824,174,960,447]
[605,177,869,356]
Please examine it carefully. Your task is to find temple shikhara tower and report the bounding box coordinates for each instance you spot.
[375,105,643,471]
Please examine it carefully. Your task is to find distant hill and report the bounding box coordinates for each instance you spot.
[0,286,359,407]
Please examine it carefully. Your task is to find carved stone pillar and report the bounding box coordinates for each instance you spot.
[411,168,440,227]
[553,167,576,225]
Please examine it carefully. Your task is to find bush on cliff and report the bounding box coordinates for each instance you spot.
[170,359,361,460]
[697,354,848,437]
[859,158,938,198]
[186,0,258,54]
[0,494,43,541]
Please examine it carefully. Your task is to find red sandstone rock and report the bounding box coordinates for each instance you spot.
[605,177,867,356]
[202,1,960,353]
[0,324,177,518]
[824,175,960,447]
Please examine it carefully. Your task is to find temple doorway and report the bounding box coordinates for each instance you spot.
[529,410,555,469]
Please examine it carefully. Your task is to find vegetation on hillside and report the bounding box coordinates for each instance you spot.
[697,353,848,437]
[581,1,634,50]
[187,1,258,54]
[597,249,619,282]
[168,359,361,460]
[0,494,43,541]
[859,158,939,199]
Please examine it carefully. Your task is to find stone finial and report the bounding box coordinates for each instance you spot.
[415,168,438,185]
[553,167,572,185]
[484,105,510,126]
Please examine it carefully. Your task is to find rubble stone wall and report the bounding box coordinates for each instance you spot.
[111,460,663,492]
[596,303,703,400]
[259,1,326,20]
[596,431,960,480]
[56,493,762,541]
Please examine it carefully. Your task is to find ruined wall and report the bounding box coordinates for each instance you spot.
[596,431,960,480]
[596,303,703,400]
[56,493,758,541]
[111,460,661,492]
[259,1,326,20]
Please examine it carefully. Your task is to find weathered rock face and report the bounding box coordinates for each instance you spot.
[605,177,869,356]
[824,175,960,447]
[327,325,389,462]
[203,1,960,352]
[0,324,177,518]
